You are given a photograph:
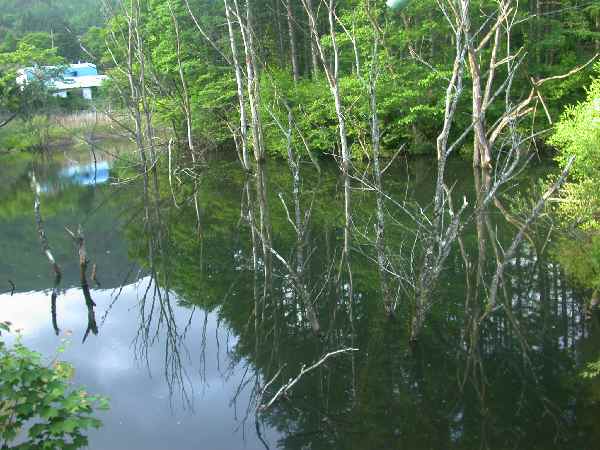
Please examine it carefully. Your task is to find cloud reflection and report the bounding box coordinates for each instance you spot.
[0,280,278,450]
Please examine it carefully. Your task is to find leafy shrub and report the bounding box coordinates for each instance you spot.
[549,62,600,228]
[0,324,109,450]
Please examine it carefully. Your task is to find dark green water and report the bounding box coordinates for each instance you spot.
[1,149,599,450]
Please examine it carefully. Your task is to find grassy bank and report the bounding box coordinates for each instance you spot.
[0,111,127,153]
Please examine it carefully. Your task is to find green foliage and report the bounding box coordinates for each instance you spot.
[582,359,600,379]
[554,234,600,289]
[0,330,108,449]
[1,0,598,160]
[550,63,600,229]
[0,0,107,61]
[0,120,45,150]
[80,27,108,68]
[80,0,598,160]
[551,63,600,180]
[0,41,66,126]
[0,1,109,140]
[260,71,335,157]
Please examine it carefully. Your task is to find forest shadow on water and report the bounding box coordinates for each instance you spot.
[1,147,599,450]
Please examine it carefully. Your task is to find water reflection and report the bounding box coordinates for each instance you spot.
[38,160,111,194]
[59,161,111,186]
[0,284,276,450]
[0,152,598,449]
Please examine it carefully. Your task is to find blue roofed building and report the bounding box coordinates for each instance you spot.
[16,63,108,100]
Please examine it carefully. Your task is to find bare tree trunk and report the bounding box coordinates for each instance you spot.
[224,0,251,171]
[169,0,197,161]
[274,0,285,63]
[485,157,575,313]
[461,0,491,169]
[133,0,159,186]
[286,111,320,333]
[244,178,260,274]
[474,167,488,297]
[65,226,98,342]
[411,5,468,342]
[265,98,321,333]
[468,47,492,169]
[286,0,300,83]
[302,0,351,258]
[233,0,266,162]
[125,6,147,170]
[368,26,392,315]
[306,0,319,78]
[31,170,62,334]
[407,1,581,343]
[255,164,273,294]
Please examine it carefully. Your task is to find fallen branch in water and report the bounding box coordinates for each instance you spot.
[51,294,59,336]
[32,172,62,282]
[31,171,62,334]
[257,347,358,411]
[65,225,98,342]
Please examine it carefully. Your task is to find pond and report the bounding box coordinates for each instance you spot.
[0,147,599,449]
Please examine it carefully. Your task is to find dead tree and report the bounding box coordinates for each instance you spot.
[484,156,575,315]
[168,0,199,163]
[257,347,358,411]
[366,4,393,315]
[104,0,152,180]
[305,0,320,78]
[286,0,300,83]
[265,98,321,333]
[184,0,231,63]
[232,0,266,162]
[301,0,352,261]
[31,171,62,335]
[409,0,525,341]
[223,0,251,170]
[65,226,98,342]
[406,0,585,341]
[337,1,394,315]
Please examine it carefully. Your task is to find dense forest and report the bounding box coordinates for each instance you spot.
[0,0,107,59]
[1,0,599,158]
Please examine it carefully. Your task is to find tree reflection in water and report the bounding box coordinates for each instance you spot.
[19,149,599,449]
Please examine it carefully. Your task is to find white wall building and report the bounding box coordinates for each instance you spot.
[16,63,108,100]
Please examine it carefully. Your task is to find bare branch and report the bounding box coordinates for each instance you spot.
[258,348,359,411]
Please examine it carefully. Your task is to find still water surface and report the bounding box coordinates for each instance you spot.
[0,149,598,449]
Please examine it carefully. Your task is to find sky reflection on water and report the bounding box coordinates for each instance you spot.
[0,280,277,450]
